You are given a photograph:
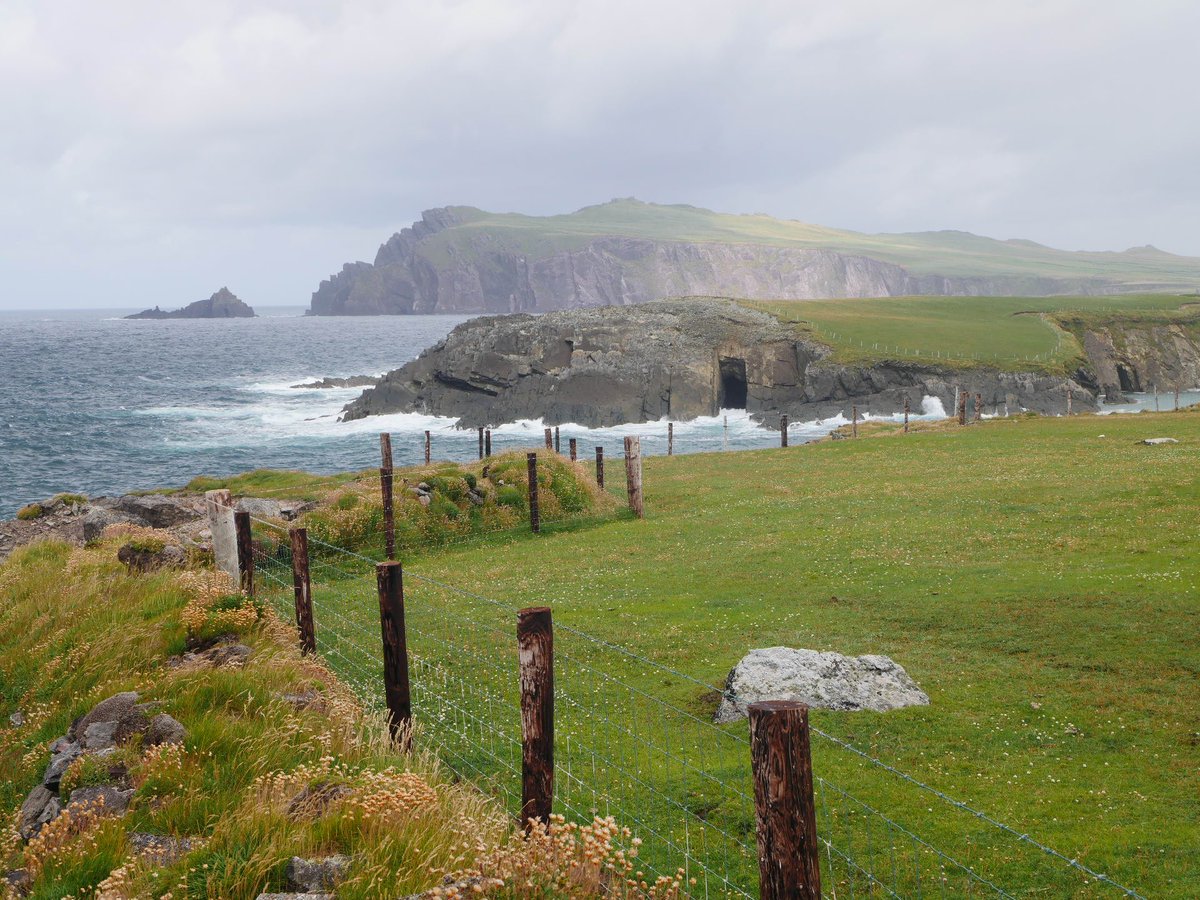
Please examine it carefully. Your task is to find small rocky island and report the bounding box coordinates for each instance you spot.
[126,287,255,320]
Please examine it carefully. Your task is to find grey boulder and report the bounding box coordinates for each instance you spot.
[67,785,134,816]
[18,786,61,840]
[115,495,200,529]
[147,713,187,746]
[714,647,929,723]
[286,855,350,892]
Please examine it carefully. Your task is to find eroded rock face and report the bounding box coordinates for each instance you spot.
[340,299,1094,428]
[1077,322,1200,401]
[714,647,929,723]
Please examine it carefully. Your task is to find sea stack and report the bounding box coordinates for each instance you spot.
[126,288,256,319]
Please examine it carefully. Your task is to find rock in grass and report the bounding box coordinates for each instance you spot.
[18,786,61,840]
[67,785,134,816]
[255,894,332,900]
[4,868,31,897]
[286,855,350,892]
[69,692,140,740]
[128,832,195,865]
[1140,437,1179,445]
[146,713,187,746]
[714,647,929,723]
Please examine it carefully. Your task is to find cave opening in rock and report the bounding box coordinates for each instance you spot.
[719,357,748,409]
[1116,364,1140,393]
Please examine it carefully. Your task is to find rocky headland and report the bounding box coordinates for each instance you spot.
[340,299,1112,427]
[127,287,255,320]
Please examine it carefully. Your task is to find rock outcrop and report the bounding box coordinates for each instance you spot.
[340,299,1091,427]
[714,647,929,723]
[127,288,255,320]
[1072,319,1200,400]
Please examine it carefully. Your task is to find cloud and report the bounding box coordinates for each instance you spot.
[0,0,1198,308]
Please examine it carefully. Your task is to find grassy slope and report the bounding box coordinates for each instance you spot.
[416,199,1200,287]
[744,293,1200,370]
[382,412,1199,897]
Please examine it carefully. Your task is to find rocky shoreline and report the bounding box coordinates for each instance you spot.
[339,299,1108,428]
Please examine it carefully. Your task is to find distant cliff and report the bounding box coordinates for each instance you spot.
[340,299,1088,427]
[127,288,255,320]
[308,200,1200,315]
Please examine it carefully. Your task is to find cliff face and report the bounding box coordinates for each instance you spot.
[340,300,1088,427]
[1074,320,1200,398]
[310,209,1110,316]
[127,288,255,319]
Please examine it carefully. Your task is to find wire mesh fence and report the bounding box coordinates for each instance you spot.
[241,508,1145,900]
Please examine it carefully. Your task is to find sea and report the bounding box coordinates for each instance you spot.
[0,306,1193,519]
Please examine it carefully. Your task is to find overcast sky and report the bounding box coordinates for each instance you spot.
[2,0,1198,311]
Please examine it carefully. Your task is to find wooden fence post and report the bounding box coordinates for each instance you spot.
[974,392,983,423]
[518,606,554,829]
[375,561,412,750]
[1066,390,1073,417]
[478,426,484,460]
[1174,387,1180,411]
[289,527,316,655]
[234,510,254,598]
[380,432,395,560]
[780,415,788,448]
[623,436,644,518]
[595,446,605,489]
[668,422,674,456]
[723,415,729,450]
[485,428,492,457]
[749,701,822,900]
[544,427,553,449]
[555,426,561,453]
[957,390,967,426]
[1154,383,1160,412]
[424,430,431,465]
[205,489,239,582]
[527,452,540,533]
[851,405,858,438]
[569,438,577,461]
[903,396,910,433]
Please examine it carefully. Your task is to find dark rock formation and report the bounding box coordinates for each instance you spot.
[290,375,380,389]
[1073,320,1200,401]
[127,287,255,319]
[340,299,1093,427]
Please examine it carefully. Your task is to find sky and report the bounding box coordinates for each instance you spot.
[2,0,1198,311]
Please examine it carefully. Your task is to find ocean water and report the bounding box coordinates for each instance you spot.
[0,307,1191,518]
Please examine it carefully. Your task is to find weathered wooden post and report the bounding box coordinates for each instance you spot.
[903,396,910,433]
[1174,387,1180,411]
[668,421,674,456]
[780,415,788,447]
[974,392,983,423]
[1066,389,1073,416]
[851,405,858,438]
[750,700,822,900]
[380,433,395,560]
[595,446,605,490]
[569,437,577,461]
[527,452,540,533]
[234,510,254,598]
[957,389,968,426]
[518,606,554,829]
[723,414,729,450]
[424,430,431,465]
[544,427,553,449]
[1154,383,1160,412]
[485,428,492,457]
[478,426,484,460]
[376,561,412,751]
[289,527,316,655]
[205,489,239,582]
[554,426,561,453]
[623,436,644,518]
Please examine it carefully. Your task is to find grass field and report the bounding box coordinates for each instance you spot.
[744,293,1200,370]
[414,199,1200,288]
[247,410,1199,897]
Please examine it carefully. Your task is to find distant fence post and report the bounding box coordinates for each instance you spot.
[380,432,395,560]
[974,392,983,423]
[517,606,554,829]
[780,415,788,448]
[1066,390,1073,417]
[749,700,822,900]
[555,426,561,453]
[1174,387,1180,411]
[723,415,729,450]
[569,437,577,461]
[623,436,644,518]
[595,446,605,489]
[289,527,316,655]
[1154,383,1159,412]
[851,405,858,438]
[234,510,254,598]
[478,426,484,460]
[527,452,540,533]
[205,489,239,583]
[544,427,553,449]
[903,396,910,433]
[424,430,431,465]
[957,390,967,426]
[375,561,412,751]
[485,428,492,457]
[668,421,674,456]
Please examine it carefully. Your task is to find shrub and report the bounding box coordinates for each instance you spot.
[496,485,526,510]
[54,493,88,506]
[16,503,45,521]
[126,537,166,555]
[334,492,360,511]
[177,570,261,642]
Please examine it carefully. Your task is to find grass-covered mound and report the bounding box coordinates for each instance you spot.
[0,538,669,899]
